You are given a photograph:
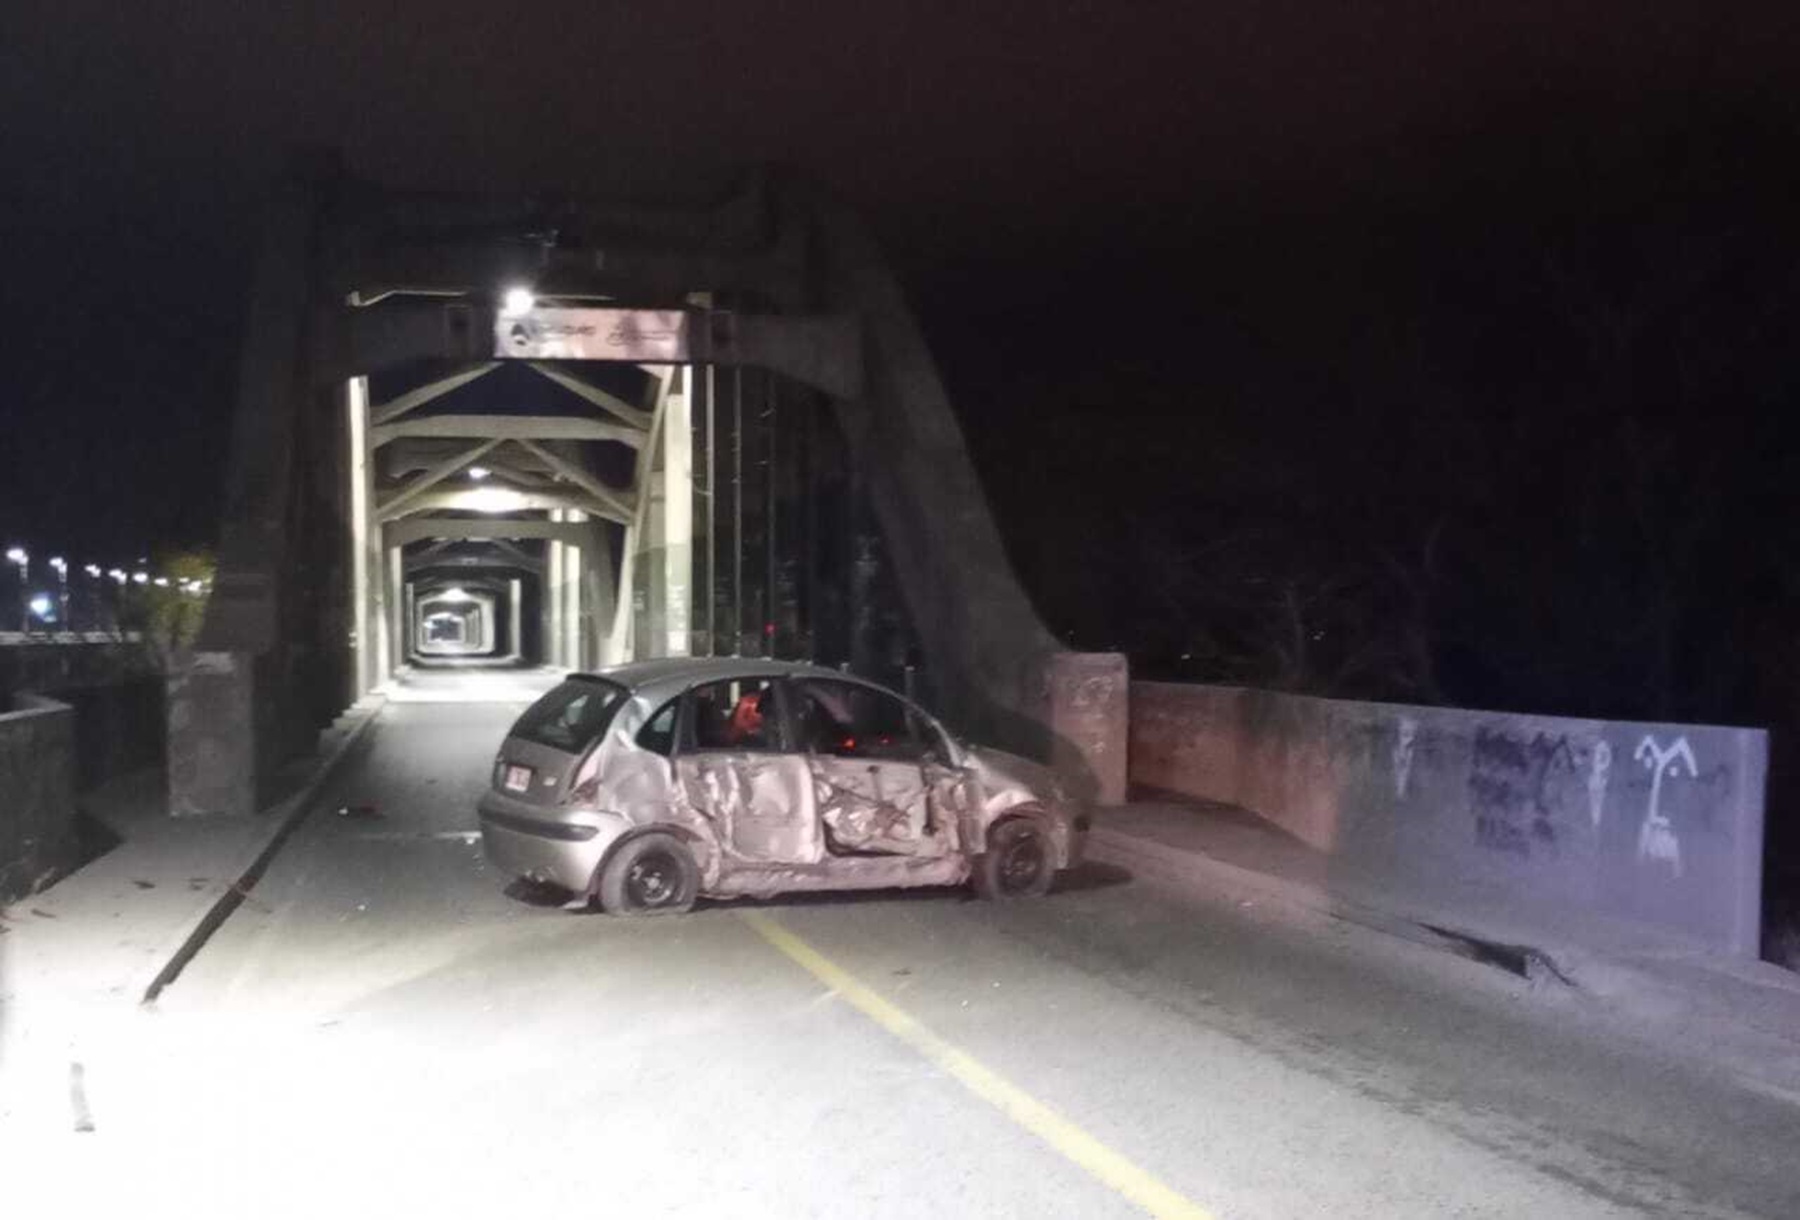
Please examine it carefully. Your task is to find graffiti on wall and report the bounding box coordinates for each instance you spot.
[1587,740,1612,830]
[1468,726,1579,857]
[1392,716,1418,800]
[1634,734,1694,877]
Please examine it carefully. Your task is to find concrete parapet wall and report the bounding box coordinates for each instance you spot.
[166,651,259,817]
[0,693,79,900]
[0,637,166,792]
[0,635,158,695]
[1130,682,1768,956]
[1040,653,1129,805]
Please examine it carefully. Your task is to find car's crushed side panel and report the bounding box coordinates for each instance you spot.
[811,758,935,855]
[586,729,725,885]
[963,745,1083,868]
[675,753,818,868]
[707,854,970,898]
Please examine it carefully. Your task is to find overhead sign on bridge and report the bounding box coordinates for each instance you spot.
[496,308,689,361]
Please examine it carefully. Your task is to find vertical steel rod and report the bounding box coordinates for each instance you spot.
[732,365,744,656]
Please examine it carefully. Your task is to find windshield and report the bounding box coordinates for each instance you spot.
[509,678,629,754]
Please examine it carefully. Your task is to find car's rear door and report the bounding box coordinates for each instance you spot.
[672,674,819,864]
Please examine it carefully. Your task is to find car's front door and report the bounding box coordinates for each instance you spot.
[672,675,819,864]
[790,678,959,857]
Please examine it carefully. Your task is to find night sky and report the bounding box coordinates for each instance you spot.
[2,3,1797,728]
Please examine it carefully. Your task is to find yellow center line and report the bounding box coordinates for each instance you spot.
[738,909,1218,1220]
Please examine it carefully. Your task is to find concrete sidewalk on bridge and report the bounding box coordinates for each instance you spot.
[0,697,383,1132]
[1091,800,1800,1098]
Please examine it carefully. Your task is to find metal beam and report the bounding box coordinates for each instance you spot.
[383,486,630,525]
[514,438,637,522]
[405,540,545,576]
[371,362,501,425]
[525,362,654,430]
[609,367,675,661]
[371,414,643,448]
[385,517,599,547]
[375,438,503,520]
[702,312,864,399]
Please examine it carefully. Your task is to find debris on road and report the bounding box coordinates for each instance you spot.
[337,802,383,820]
[132,879,155,890]
[69,1062,95,1133]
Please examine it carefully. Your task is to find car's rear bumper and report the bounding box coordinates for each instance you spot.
[477,793,616,893]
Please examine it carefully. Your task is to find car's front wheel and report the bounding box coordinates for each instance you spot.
[596,833,699,916]
[972,817,1055,900]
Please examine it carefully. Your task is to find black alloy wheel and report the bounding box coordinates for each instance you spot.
[973,817,1055,900]
[597,833,699,916]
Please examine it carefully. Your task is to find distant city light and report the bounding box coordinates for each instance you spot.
[109,569,127,584]
[49,556,66,574]
[468,465,491,480]
[84,564,102,578]
[152,577,170,588]
[28,594,53,619]
[4,548,25,565]
[132,572,149,585]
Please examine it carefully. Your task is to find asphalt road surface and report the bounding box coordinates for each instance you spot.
[60,683,1800,1217]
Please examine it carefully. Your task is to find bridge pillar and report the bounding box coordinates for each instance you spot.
[563,512,583,669]
[546,511,565,669]
[507,578,523,661]
[382,545,402,684]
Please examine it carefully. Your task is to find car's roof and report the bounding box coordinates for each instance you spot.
[568,657,891,702]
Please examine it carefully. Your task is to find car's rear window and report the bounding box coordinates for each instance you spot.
[510,679,629,754]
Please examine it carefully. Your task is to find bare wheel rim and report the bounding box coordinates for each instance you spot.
[997,833,1047,892]
[626,850,683,908]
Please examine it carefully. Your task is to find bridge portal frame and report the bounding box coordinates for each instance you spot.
[172,156,1121,819]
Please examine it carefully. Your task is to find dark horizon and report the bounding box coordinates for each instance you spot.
[3,3,1797,743]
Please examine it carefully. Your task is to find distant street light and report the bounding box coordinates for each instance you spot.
[108,569,127,584]
[499,286,535,319]
[84,563,101,578]
[49,557,68,628]
[28,594,53,622]
[5,547,27,632]
[132,571,149,585]
[152,577,170,588]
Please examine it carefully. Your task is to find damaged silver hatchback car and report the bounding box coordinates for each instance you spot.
[478,658,1087,915]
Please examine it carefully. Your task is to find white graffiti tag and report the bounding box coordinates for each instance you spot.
[1393,717,1418,800]
[1633,735,1694,877]
[1587,740,1612,830]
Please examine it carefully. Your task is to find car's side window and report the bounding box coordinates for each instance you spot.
[792,680,929,762]
[635,698,680,757]
[681,677,784,752]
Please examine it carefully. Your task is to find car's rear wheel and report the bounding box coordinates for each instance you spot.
[597,833,699,916]
[973,817,1055,900]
